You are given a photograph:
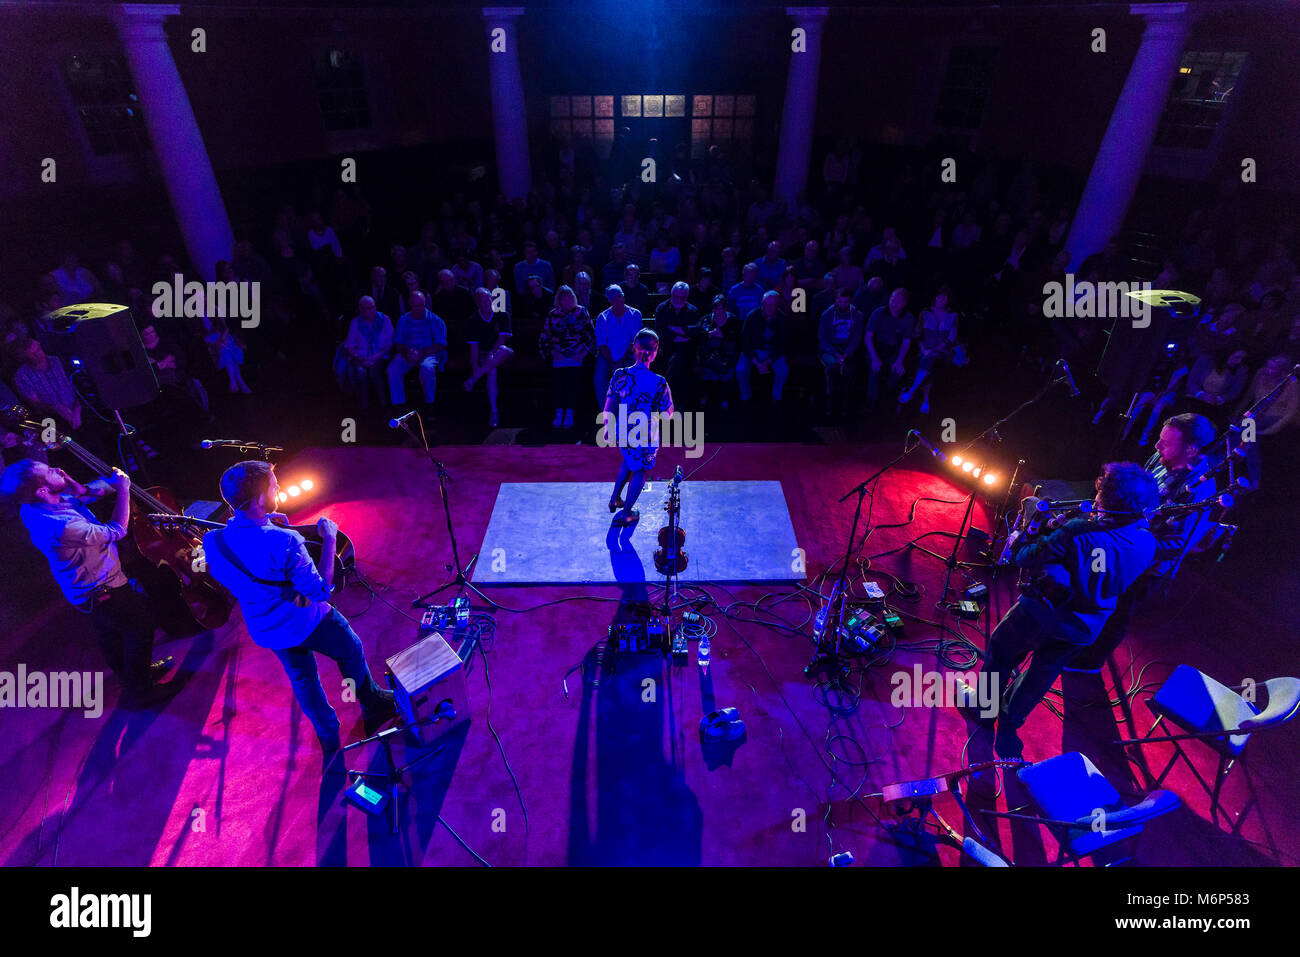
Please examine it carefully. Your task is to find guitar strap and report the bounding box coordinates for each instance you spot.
[208,529,311,607]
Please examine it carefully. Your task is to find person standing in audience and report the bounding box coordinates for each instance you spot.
[539,285,595,430]
[594,285,643,406]
[463,287,513,428]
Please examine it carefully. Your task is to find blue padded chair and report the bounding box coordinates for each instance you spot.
[985,752,1180,865]
[1117,665,1300,827]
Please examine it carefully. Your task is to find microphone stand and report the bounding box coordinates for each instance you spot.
[806,436,924,681]
[202,440,284,461]
[402,414,496,609]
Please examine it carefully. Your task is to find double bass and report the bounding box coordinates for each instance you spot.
[3,405,234,630]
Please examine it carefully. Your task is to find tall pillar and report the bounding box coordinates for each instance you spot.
[773,7,829,209]
[115,4,234,281]
[1064,4,1192,266]
[482,6,531,201]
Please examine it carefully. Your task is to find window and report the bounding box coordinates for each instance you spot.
[690,94,756,158]
[315,49,371,131]
[620,94,686,120]
[62,54,149,156]
[934,45,998,130]
[549,95,616,146]
[1155,51,1247,150]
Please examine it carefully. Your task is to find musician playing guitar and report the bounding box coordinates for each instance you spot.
[1,459,175,710]
[202,460,394,763]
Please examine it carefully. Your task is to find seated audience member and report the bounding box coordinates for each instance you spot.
[754,241,788,290]
[200,261,252,394]
[141,323,209,414]
[727,262,764,321]
[852,274,888,319]
[50,252,100,303]
[365,265,403,319]
[463,287,514,427]
[654,281,699,406]
[738,290,790,403]
[513,241,555,292]
[483,268,509,314]
[899,287,963,414]
[339,296,394,411]
[648,233,682,278]
[539,285,596,430]
[1236,353,1299,436]
[691,268,719,311]
[867,236,909,293]
[865,288,917,410]
[695,296,741,409]
[818,288,866,416]
[399,269,426,314]
[602,243,631,287]
[830,245,865,293]
[431,269,474,328]
[451,250,484,292]
[1137,346,1250,444]
[718,246,741,290]
[620,264,650,312]
[388,291,447,410]
[562,246,590,289]
[516,274,554,339]
[10,337,83,430]
[793,241,825,290]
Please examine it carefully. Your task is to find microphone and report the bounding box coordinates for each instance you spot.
[1056,359,1080,397]
[201,438,254,449]
[670,465,684,488]
[908,429,946,461]
[389,410,419,429]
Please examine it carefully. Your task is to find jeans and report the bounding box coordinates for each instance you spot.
[271,608,387,744]
[980,599,1087,729]
[388,353,441,405]
[343,359,385,410]
[736,354,789,401]
[593,355,631,406]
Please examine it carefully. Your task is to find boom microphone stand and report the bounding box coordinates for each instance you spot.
[399,413,497,609]
[806,433,928,680]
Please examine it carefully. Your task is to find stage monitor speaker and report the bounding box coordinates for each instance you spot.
[40,303,159,410]
[385,632,469,745]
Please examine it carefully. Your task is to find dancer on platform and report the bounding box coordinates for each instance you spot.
[601,329,673,527]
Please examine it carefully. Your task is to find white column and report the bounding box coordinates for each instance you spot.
[114,4,233,282]
[1064,4,1192,266]
[773,6,830,209]
[482,6,531,200]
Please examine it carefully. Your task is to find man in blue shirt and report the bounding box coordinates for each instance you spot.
[727,263,764,320]
[512,241,555,292]
[388,290,448,408]
[3,459,173,710]
[753,241,787,289]
[203,460,394,759]
[976,462,1160,758]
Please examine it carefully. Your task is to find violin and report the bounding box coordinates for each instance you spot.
[654,466,688,576]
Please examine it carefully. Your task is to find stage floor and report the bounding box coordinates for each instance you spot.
[0,442,1294,867]
[474,480,802,585]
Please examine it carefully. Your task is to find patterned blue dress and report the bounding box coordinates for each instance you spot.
[606,363,673,470]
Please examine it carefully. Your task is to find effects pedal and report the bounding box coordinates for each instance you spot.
[956,600,982,620]
[962,582,989,602]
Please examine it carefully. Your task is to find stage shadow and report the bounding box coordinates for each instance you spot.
[566,535,702,865]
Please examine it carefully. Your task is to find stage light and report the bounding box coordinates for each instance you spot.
[961,461,974,473]
[972,467,982,478]
[983,473,998,485]
[277,492,288,503]
[287,485,301,497]
[300,479,314,491]
[951,455,963,467]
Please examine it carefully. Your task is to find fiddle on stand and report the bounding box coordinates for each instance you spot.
[654,466,688,651]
